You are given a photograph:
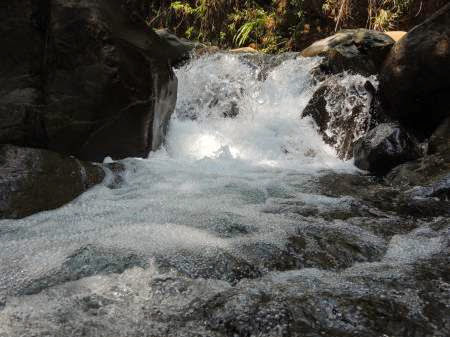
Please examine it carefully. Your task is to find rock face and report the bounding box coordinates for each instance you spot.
[301,29,395,75]
[0,0,179,162]
[155,28,197,66]
[353,123,422,175]
[302,74,378,159]
[379,3,450,139]
[0,145,105,219]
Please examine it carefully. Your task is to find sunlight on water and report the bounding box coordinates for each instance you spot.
[0,53,360,296]
[167,53,351,171]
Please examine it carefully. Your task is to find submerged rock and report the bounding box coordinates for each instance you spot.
[353,123,421,176]
[301,28,395,75]
[18,245,147,296]
[0,0,179,162]
[0,145,104,219]
[1,220,448,337]
[379,3,450,139]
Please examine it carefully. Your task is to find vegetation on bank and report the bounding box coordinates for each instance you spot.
[145,0,443,52]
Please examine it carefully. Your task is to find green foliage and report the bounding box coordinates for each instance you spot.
[170,1,197,15]
[233,9,269,47]
[147,0,416,53]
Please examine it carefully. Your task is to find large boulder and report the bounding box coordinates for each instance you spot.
[379,3,450,139]
[0,145,105,219]
[300,29,395,75]
[0,1,46,147]
[353,123,422,176]
[301,74,378,159]
[0,0,180,162]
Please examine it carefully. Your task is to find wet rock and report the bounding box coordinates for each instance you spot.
[386,151,450,202]
[0,220,448,337]
[0,1,178,162]
[0,145,105,219]
[379,3,450,139]
[287,223,387,270]
[353,123,422,176]
[302,74,378,159]
[317,171,450,218]
[155,248,261,285]
[155,28,197,66]
[386,153,450,189]
[429,117,450,155]
[301,29,395,75]
[18,245,146,296]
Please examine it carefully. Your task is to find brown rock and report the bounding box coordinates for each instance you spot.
[301,29,395,75]
[384,31,407,42]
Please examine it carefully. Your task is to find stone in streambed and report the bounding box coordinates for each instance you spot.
[0,145,105,219]
[301,75,378,159]
[353,123,422,176]
[301,28,395,75]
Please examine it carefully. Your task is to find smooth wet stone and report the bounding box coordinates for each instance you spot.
[353,123,422,176]
[0,145,105,219]
[18,245,147,296]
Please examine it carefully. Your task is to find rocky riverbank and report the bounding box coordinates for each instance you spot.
[0,2,449,337]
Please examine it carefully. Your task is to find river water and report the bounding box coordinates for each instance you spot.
[0,53,448,337]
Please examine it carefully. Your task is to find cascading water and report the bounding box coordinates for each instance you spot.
[0,53,448,337]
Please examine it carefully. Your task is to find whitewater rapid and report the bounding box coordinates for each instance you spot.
[1,52,448,337]
[0,53,359,293]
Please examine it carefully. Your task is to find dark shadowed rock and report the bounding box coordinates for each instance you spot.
[353,123,422,176]
[155,28,197,66]
[386,153,450,189]
[301,29,395,75]
[0,145,105,219]
[0,0,179,162]
[429,117,450,155]
[386,150,450,202]
[379,3,450,139]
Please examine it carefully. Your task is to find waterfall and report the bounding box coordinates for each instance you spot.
[167,52,353,171]
[0,53,447,337]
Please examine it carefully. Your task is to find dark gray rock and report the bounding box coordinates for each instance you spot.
[429,117,450,155]
[301,28,395,75]
[353,123,422,176]
[0,145,105,219]
[386,152,450,202]
[0,0,179,162]
[155,28,197,67]
[302,75,378,159]
[386,153,450,189]
[19,245,146,296]
[379,3,450,139]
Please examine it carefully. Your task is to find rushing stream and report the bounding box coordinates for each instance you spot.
[0,53,448,337]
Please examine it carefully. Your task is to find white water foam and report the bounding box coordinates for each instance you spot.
[0,53,386,297]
